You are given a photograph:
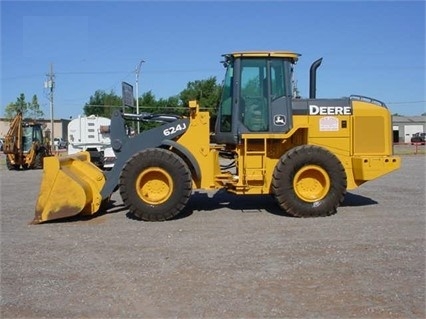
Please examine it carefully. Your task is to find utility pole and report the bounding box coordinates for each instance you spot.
[45,63,55,146]
[135,59,145,134]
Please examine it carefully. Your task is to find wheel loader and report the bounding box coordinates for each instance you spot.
[33,51,400,224]
[3,112,52,170]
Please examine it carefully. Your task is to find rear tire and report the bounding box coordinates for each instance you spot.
[34,147,48,169]
[6,156,19,170]
[272,145,347,217]
[119,148,192,221]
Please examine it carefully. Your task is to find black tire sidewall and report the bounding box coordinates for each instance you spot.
[34,147,47,169]
[120,148,192,221]
[273,145,347,217]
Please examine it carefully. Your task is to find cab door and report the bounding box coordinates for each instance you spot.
[238,58,293,134]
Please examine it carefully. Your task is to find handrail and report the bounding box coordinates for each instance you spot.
[350,95,387,108]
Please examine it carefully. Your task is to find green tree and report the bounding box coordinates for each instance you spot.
[82,76,223,131]
[156,96,183,115]
[4,102,19,119]
[178,77,222,130]
[138,92,183,115]
[4,93,44,119]
[179,77,222,113]
[138,91,158,113]
[83,90,122,117]
[28,95,43,119]
[135,91,180,131]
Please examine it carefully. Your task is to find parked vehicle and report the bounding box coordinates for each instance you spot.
[2,112,52,170]
[67,115,116,169]
[53,138,67,149]
[411,132,425,145]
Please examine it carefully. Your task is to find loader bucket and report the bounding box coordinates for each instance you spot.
[33,152,106,224]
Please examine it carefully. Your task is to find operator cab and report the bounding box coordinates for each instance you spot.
[214,51,300,145]
[22,123,43,153]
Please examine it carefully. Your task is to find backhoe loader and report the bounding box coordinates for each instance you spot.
[33,51,400,224]
[3,112,52,170]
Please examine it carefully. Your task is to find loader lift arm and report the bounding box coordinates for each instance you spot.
[101,110,190,198]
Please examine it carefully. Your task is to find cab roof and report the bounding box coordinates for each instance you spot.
[224,51,300,63]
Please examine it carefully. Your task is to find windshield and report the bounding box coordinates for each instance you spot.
[22,125,43,152]
[22,127,33,152]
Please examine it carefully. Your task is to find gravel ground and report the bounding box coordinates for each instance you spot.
[0,147,425,319]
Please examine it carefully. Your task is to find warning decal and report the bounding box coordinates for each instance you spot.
[319,116,339,131]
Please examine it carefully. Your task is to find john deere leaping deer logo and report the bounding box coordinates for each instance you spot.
[274,115,286,126]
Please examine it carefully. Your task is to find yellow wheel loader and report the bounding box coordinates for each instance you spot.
[33,51,401,224]
[3,112,52,170]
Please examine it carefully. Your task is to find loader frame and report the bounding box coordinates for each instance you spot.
[33,51,401,224]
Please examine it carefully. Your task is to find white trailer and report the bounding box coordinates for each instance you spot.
[67,115,116,169]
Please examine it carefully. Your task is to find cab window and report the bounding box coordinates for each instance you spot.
[270,59,286,100]
[240,59,268,132]
[219,64,233,132]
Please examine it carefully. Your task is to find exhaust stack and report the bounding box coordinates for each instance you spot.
[309,58,323,99]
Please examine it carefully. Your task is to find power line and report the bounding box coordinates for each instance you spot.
[56,71,129,75]
[387,101,426,104]
[2,69,221,81]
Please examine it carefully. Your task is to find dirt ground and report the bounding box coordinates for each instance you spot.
[0,147,425,318]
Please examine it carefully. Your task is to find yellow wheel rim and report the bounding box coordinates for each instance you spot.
[136,167,173,205]
[293,165,330,202]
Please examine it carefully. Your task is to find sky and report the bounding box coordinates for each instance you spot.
[1,0,425,120]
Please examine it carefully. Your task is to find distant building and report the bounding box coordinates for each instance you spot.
[392,116,426,143]
[0,117,71,141]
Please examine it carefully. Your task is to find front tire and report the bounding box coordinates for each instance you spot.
[272,145,347,217]
[119,148,192,221]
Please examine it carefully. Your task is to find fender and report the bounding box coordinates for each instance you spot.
[161,139,202,186]
[101,110,190,198]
